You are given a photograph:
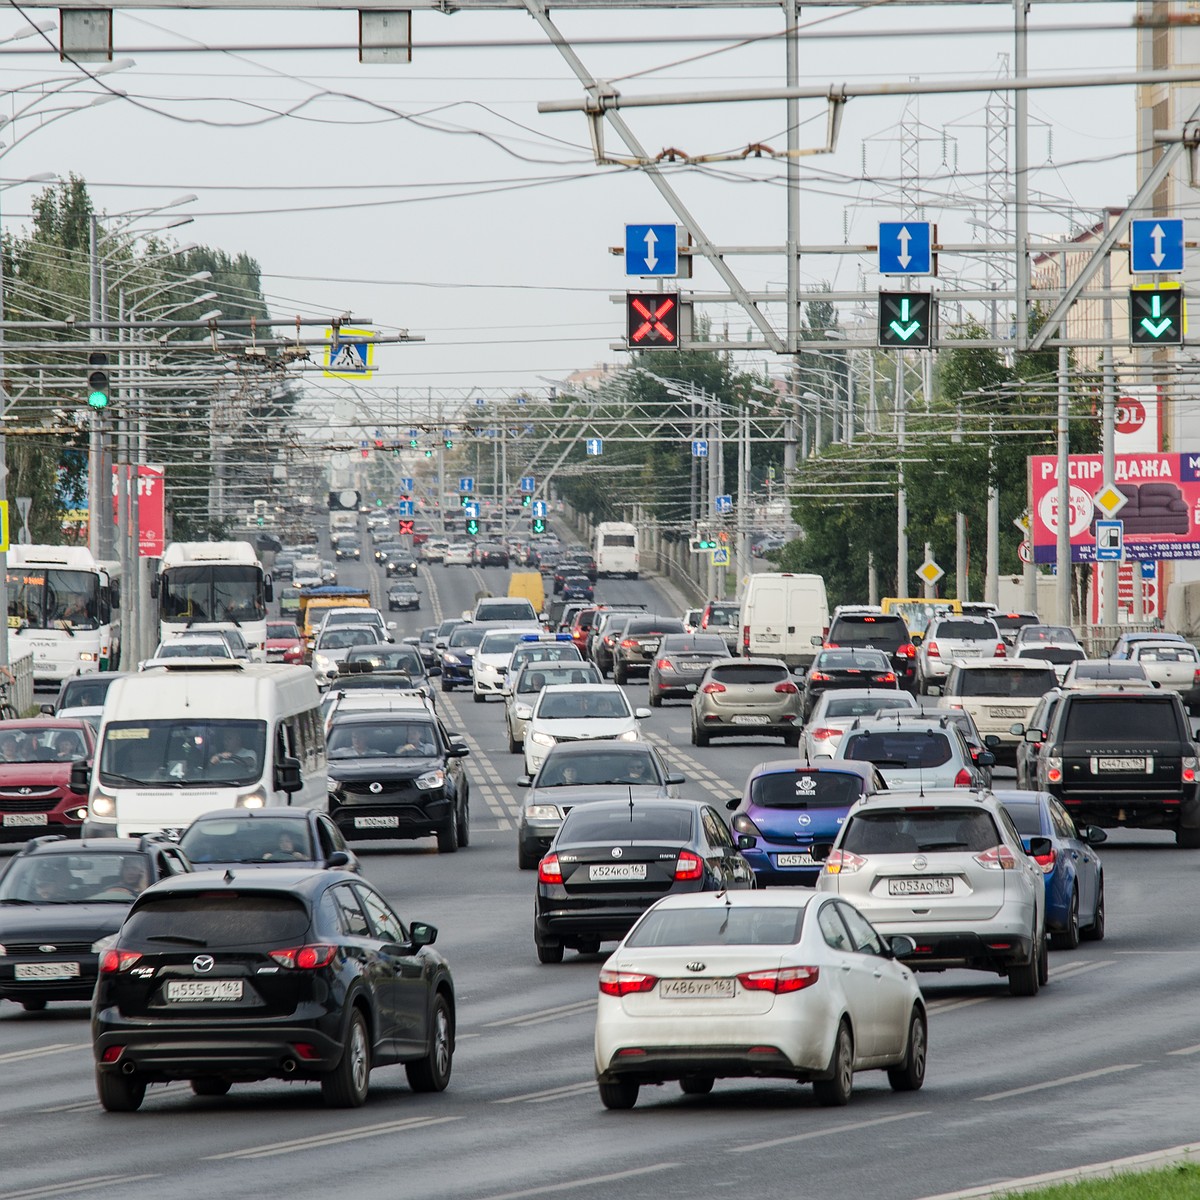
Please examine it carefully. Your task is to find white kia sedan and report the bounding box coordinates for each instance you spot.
[593,890,926,1110]
[523,683,650,776]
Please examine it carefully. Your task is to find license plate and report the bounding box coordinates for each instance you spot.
[1097,757,1146,772]
[659,978,735,999]
[888,877,953,896]
[166,980,243,1002]
[2,814,47,827]
[14,962,80,981]
[776,853,816,867]
[990,707,1025,719]
[354,816,399,829]
[732,714,770,726]
[955,649,980,658]
[680,661,707,670]
[639,641,659,654]
[588,863,647,881]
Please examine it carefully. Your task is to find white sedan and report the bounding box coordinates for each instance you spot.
[444,543,473,566]
[523,683,650,775]
[593,890,926,1110]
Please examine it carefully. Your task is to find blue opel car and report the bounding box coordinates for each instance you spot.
[725,760,885,886]
[439,624,487,692]
[995,789,1106,949]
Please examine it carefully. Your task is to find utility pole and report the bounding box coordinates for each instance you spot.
[1056,343,1072,626]
[896,351,908,596]
[1100,211,1118,625]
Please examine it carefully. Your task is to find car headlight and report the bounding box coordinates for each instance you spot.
[91,792,116,817]
[530,731,556,747]
[525,805,559,819]
[618,729,639,741]
[236,789,267,809]
[443,654,458,667]
[91,933,118,955]
[415,769,446,791]
[315,654,332,670]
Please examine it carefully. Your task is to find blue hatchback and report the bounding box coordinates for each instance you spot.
[726,760,885,886]
[996,789,1106,949]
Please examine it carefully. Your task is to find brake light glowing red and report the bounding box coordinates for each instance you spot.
[701,681,726,694]
[975,844,1018,870]
[674,850,704,880]
[824,848,866,875]
[538,853,563,884]
[737,966,820,994]
[1047,767,1063,783]
[742,625,750,651]
[994,642,1007,658]
[598,970,658,996]
[926,641,940,659]
[1185,769,1197,783]
[810,727,839,741]
[1032,848,1057,874]
[774,681,800,694]
[954,768,973,786]
[621,639,637,649]
[808,671,831,683]
[269,944,337,970]
[900,643,916,658]
[877,672,896,684]
[655,658,672,670]
[100,949,142,973]
[101,1046,124,1063]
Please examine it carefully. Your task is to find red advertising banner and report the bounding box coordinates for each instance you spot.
[111,464,165,558]
[1030,452,1200,563]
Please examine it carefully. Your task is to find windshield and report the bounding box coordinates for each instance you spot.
[559,804,693,843]
[511,645,581,668]
[448,627,487,649]
[538,750,659,787]
[480,631,530,655]
[843,731,953,769]
[180,817,314,864]
[327,721,438,758]
[822,695,914,718]
[517,665,597,692]
[318,628,381,650]
[842,808,1001,854]
[749,770,866,809]
[932,620,998,640]
[98,719,266,787]
[160,565,265,624]
[8,568,104,631]
[0,726,89,764]
[0,851,151,904]
[59,677,116,709]
[536,691,632,719]
[628,905,807,947]
[955,668,1057,697]
[476,602,536,621]
[345,647,423,673]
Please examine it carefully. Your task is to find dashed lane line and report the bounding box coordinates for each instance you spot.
[495,1080,596,1105]
[439,689,518,827]
[975,1063,1141,1104]
[473,1162,681,1200]
[483,998,596,1028]
[0,1042,88,1065]
[732,1110,928,1153]
[0,1178,160,1200]
[204,1115,461,1160]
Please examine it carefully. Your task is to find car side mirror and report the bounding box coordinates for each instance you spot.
[387,622,397,630]
[984,734,1001,749]
[887,934,917,960]
[429,666,441,676]
[449,742,470,758]
[1027,836,1053,859]
[1009,723,1025,737]
[725,797,741,812]
[1023,728,1044,743]
[69,759,91,794]
[736,833,757,850]
[634,708,652,720]
[926,684,942,697]
[275,755,303,795]
[809,634,824,647]
[665,772,685,785]
[325,850,351,869]
[810,842,833,862]
[977,751,996,768]
[1081,825,1108,846]
[517,776,532,787]
[39,703,54,715]
[409,921,438,949]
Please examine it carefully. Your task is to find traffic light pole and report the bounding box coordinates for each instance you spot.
[0,191,9,674]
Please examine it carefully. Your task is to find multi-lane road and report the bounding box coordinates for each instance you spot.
[3,535,1199,1200]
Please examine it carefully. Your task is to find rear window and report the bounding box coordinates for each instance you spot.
[1135,645,1199,663]
[573,611,600,632]
[627,905,807,948]
[817,650,890,671]
[829,615,908,649]
[122,893,311,948]
[711,663,788,685]
[1073,662,1145,680]
[559,805,694,844]
[659,635,727,655]
[842,808,1001,854]
[626,619,685,637]
[995,615,1038,634]
[932,620,999,640]
[842,730,953,768]
[954,668,1057,698]
[824,695,914,718]
[1062,697,1182,741]
[1020,626,1075,643]
[476,602,536,621]
[704,605,740,628]
[749,770,866,809]
[1016,646,1085,667]
[1001,803,1044,837]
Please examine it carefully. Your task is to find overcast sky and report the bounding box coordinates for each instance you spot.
[0,1,1140,419]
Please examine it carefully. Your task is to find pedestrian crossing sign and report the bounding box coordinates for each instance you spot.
[324,328,376,378]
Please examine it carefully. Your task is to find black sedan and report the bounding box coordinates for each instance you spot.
[0,834,192,1011]
[92,869,454,1111]
[801,648,898,719]
[534,799,754,963]
[177,809,359,874]
[387,582,422,611]
[560,575,594,602]
[386,552,420,577]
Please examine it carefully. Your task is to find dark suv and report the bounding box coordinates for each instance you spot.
[1031,690,1200,846]
[613,616,686,684]
[92,870,454,1110]
[823,611,917,693]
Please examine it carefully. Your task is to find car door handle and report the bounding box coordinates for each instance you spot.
[840,963,852,972]
[873,970,883,979]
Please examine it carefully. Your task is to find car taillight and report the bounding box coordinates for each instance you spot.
[675,850,704,880]
[621,638,637,649]
[807,671,831,682]
[737,966,820,994]
[954,768,973,786]
[975,844,1018,870]
[598,970,658,996]
[743,625,750,650]
[810,727,839,740]
[100,949,142,973]
[656,658,672,670]
[994,642,1007,658]
[824,643,839,650]
[538,853,563,884]
[876,672,897,684]
[1047,756,1063,783]
[1032,848,1057,874]
[824,849,866,875]
[900,643,916,658]
[926,641,940,659]
[774,681,799,694]
[1194,668,1200,686]
[269,945,337,970]
[1185,757,1197,783]
[731,813,762,837]
[701,682,726,694]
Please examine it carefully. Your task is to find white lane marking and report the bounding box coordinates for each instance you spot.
[975,1063,1140,1104]
[733,1110,928,1153]
[1167,1043,1200,1056]
[0,1176,160,1200]
[205,1115,461,1160]
[474,1162,681,1200]
[926,998,989,1015]
[484,998,595,1028]
[495,1080,595,1104]
[439,690,518,824]
[420,564,443,623]
[0,1042,88,1065]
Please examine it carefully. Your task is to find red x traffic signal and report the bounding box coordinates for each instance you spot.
[627,292,680,348]
[398,519,415,535]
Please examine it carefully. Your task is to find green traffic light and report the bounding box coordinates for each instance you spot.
[409,438,419,449]
[466,518,479,536]
[531,517,546,534]
[424,449,433,458]
[444,438,453,449]
[87,389,109,409]
[521,495,531,508]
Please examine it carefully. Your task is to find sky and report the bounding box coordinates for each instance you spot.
[0,0,1143,428]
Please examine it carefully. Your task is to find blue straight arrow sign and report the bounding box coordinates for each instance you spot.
[879,221,933,275]
[625,224,678,276]
[1131,218,1184,274]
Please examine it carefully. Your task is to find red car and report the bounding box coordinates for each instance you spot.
[0,719,95,840]
[570,606,607,658]
[265,620,305,664]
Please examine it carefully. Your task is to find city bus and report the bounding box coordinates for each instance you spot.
[153,541,272,656]
[594,521,640,579]
[7,545,120,683]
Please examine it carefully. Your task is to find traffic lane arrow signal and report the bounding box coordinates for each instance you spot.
[627,292,679,347]
[877,292,932,348]
[1129,287,1183,345]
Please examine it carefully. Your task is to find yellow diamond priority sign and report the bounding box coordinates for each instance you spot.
[1093,484,1127,519]
[916,560,944,586]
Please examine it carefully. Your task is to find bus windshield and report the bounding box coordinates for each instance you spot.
[8,569,103,631]
[99,719,266,788]
[160,565,265,623]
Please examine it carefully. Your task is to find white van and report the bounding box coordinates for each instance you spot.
[79,661,327,839]
[740,572,829,670]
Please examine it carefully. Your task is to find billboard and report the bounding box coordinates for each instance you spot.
[1030,451,1200,563]
[111,464,165,558]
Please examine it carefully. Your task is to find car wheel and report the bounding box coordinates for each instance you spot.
[437,809,459,854]
[456,800,470,848]
[813,1020,854,1107]
[783,729,802,748]
[691,723,710,748]
[441,681,454,693]
[406,993,453,1093]
[517,840,540,870]
[613,661,626,685]
[97,1068,146,1112]
[1081,876,1105,941]
[649,690,662,708]
[887,1007,927,1093]
[507,725,521,754]
[536,939,564,964]
[598,1080,639,1110]
[190,1078,232,1097]
[680,1075,714,1096]
[1037,928,1050,986]
[322,1009,371,1108]
[1177,825,1200,848]
[473,689,486,704]
[1008,930,1041,997]
[20,998,47,1012]
[1054,889,1080,950]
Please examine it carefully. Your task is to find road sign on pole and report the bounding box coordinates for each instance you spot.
[712,546,730,565]
[532,500,548,518]
[458,477,474,493]
[878,222,933,275]
[1130,218,1184,274]
[714,494,732,514]
[1129,285,1184,345]
[397,500,415,517]
[399,477,413,492]
[625,223,678,276]
[692,439,709,458]
[916,559,944,586]
[586,439,603,456]
[1095,520,1124,561]
[626,293,680,348]
[463,502,479,518]
[878,292,934,347]
[519,476,536,494]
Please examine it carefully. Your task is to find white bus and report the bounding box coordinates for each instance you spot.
[594,522,640,580]
[80,660,327,839]
[154,541,272,655]
[7,545,120,683]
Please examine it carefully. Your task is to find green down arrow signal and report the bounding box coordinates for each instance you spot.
[889,297,922,342]
[1141,293,1174,339]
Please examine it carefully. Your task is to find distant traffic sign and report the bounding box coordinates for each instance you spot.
[463,502,479,518]
[625,223,678,277]
[626,293,680,348]
[916,559,944,586]
[1130,219,1184,274]
[1095,520,1124,561]
[532,500,548,518]
[715,494,733,514]
[397,500,414,517]
[519,476,536,494]
[586,439,603,456]
[878,292,934,348]
[712,547,730,566]
[398,519,414,536]
[458,477,475,493]
[692,439,708,458]
[879,222,933,275]
[399,477,413,492]
[1129,285,1183,346]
